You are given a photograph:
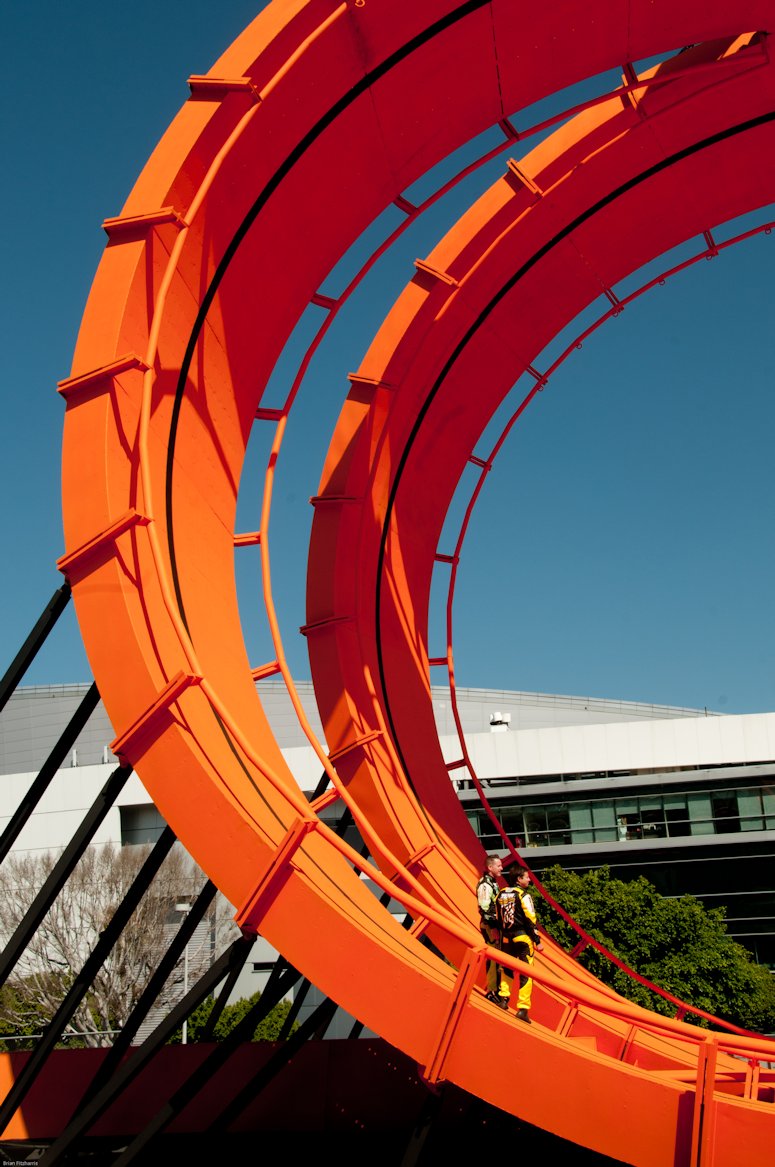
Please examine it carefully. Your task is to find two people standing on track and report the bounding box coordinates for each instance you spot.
[476,854,544,1023]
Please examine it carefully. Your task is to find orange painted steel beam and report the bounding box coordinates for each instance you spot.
[53,3,775,1163]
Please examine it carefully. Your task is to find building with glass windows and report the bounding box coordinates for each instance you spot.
[451,706,775,964]
[3,682,774,967]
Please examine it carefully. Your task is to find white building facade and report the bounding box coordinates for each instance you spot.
[2,682,774,972]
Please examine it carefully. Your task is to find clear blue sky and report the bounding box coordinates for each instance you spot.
[2,3,774,717]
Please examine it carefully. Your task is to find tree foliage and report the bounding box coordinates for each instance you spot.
[0,978,58,1051]
[170,990,298,1044]
[0,843,238,1049]
[538,865,775,1033]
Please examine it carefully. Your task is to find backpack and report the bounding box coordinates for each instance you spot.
[496,887,518,934]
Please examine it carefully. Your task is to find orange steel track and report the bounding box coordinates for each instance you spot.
[48,3,775,1163]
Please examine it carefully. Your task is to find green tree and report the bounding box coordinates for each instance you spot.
[538,865,775,1033]
[0,980,53,1052]
[170,990,298,1043]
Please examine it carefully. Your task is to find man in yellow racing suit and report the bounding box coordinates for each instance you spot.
[497,867,544,1023]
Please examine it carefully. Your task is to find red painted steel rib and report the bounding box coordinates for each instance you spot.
[49,4,775,1163]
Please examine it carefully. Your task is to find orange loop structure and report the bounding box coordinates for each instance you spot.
[436,213,775,1021]
[58,4,775,1163]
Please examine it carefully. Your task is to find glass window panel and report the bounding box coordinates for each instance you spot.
[570,805,593,829]
[569,828,597,845]
[524,807,548,847]
[524,808,547,830]
[711,792,740,834]
[641,807,667,839]
[546,805,571,845]
[500,810,525,835]
[738,792,764,832]
[613,812,641,839]
[120,804,165,846]
[547,806,569,826]
[568,805,591,845]
[666,808,691,837]
[687,794,714,835]
[592,804,616,827]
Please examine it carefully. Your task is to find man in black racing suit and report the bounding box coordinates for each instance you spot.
[476,854,509,1009]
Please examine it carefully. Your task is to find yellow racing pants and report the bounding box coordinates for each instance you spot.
[500,932,535,1012]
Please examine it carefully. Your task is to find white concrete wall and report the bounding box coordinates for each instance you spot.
[5,713,775,858]
[448,712,775,780]
[0,764,153,856]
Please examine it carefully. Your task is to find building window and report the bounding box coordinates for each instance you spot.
[664,794,690,837]
[523,807,549,848]
[738,790,765,831]
[120,803,166,846]
[614,801,642,840]
[546,806,571,846]
[763,790,775,829]
[591,802,617,843]
[469,782,772,853]
[639,797,667,840]
[711,792,740,833]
